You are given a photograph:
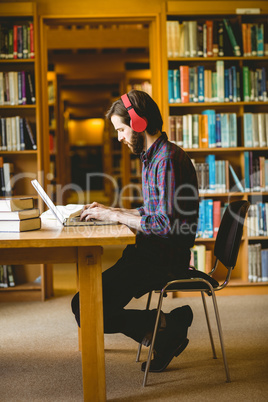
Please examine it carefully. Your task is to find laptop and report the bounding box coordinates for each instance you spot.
[31,179,117,227]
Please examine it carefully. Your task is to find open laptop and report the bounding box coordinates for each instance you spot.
[31,179,117,227]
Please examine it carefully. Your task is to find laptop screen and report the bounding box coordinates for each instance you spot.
[31,179,65,225]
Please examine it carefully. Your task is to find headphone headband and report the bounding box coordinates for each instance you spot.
[121,93,148,133]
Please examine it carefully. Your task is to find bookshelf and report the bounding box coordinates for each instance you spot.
[121,69,152,208]
[0,2,53,301]
[162,0,268,295]
[47,71,59,201]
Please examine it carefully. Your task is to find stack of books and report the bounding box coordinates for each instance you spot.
[0,197,41,232]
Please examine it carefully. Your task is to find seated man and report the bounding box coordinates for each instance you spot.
[71,89,199,372]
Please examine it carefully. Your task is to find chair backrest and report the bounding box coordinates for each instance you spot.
[214,200,250,269]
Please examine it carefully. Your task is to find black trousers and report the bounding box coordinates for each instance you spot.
[71,243,190,344]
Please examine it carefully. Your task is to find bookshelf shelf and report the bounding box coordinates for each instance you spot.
[0,150,38,155]
[0,105,36,109]
[185,147,268,153]
[163,0,268,294]
[0,59,35,63]
[169,102,268,107]
[168,56,268,61]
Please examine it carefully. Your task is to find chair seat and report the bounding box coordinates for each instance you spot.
[156,269,219,292]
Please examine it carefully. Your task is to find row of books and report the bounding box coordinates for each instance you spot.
[166,19,268,58]
[194,160,230,194]
[248,244,268,282]
[0,265,15,288]
[194,153,268,194]
[0,117,37,151]
[197,199,226,238]
[247,203,268,237]
[243,113,268,148]
[242,23,268,57]
[0,197,41,232]
[244,152,268,192]
[0,157,13,196]
[169,111,237,149]
[0,70,35,105]
[0,22,34,60]
[196,154,244,193]
[168,64,267,104]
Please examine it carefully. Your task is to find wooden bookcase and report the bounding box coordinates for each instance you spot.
[0,2,53,301]
[162,1,268,295]
[121,69,152,208]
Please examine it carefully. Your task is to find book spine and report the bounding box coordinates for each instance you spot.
[22,25,28,59]
[168,116,176,143]
[192,114,199,148]
[197,23,203,57]
[229,113,237,147]
[13,25,18,59]
[216,60,224,102]
[19,117,25,150]
[206,20,213,57]
[29,22,35,58]
[220,113,229,148]
[218,21,224,57]
[173,69,181,103]
[213,200,221,238]
[24,118,37,150]
[243,113,253,147]
[17,26,23,59]
[223,18,241,56]
[197,65,204,102]
[215,113,221,147]
[175,116,183,146]
[0,156,6,196]
[180,65,189,103]
[168,70,174,103]
[21,71,26,105]
[243,66,250,102]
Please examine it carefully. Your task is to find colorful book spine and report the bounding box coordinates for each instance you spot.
[180,65,189,103]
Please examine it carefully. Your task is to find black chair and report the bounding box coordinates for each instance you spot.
[137,200,250,387]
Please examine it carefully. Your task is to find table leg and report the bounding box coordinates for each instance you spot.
[78,246,106,402]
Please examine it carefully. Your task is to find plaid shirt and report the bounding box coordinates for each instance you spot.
[137,132,199,250]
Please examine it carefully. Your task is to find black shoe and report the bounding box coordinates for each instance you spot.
[141,305,193,373]
[141,337,189,372]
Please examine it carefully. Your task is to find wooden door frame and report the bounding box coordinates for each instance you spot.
[39,13,163,191]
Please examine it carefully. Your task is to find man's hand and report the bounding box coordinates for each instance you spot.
[80,202,117,222]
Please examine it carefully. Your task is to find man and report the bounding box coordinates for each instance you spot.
[71,89,199,372]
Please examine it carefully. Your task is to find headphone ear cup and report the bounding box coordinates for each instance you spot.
[128,108,148,132]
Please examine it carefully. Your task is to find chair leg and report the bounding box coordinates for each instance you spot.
[142,290,165,387]
[211,290,231,383]
[201,291,217,359]
[136,291,152,362]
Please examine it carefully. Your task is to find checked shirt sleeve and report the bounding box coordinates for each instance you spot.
[140,158,176,236]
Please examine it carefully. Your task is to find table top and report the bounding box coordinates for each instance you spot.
[0,218,136,248]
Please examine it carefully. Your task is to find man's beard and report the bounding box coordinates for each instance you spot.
[131,131,145,155]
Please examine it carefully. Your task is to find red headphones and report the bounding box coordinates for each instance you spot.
[121,93,148,132]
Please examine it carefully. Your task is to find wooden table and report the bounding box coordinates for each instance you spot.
[0,219,136,401]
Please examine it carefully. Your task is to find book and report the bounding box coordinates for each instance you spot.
[229,164,244,192]
[0,216,41,232]
[223,19,241,56]
[24,118,37,149]
[180,66,189,103]
[0,208,39,221]
[0,197,34,211]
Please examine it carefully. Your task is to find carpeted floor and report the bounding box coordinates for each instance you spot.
[1,292,268,401]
